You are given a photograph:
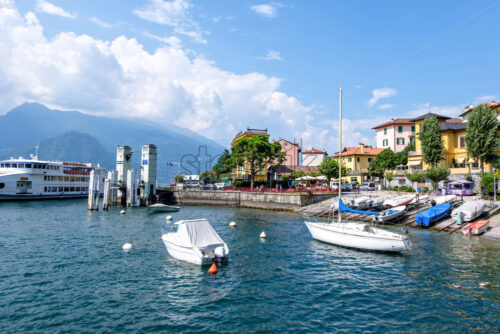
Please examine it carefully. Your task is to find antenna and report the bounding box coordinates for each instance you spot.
[30,143,40,160]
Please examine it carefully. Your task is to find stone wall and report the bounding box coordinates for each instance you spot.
[171,190,334,211]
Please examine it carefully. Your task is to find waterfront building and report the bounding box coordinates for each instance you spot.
[333,143,383,184]
[372,118,415,152]
[273,138,301,167]
[302,148,328,166]
[231,128,269,181]
[407,101,500,175]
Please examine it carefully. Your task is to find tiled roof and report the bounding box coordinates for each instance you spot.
[372,118,414,129]
[303,148,326,154]
[409,113,451,122]
[446,118,463,123]
[459,101,500,117]
[440,122,467,131]
[333,146,384,157]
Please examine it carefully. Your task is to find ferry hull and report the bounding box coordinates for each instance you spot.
[0,194,88,201]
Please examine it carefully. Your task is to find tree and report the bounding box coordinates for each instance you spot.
[384,171,395,190]
[318,156,347,184]
[465,104,500,174]
[199,170,217,183]
[174,174,184,184]
[394,142,416,166]
[212,149,232,176]
[368,149,397,178]
[426,166,450,191]
[405,170,427,190]
[229,135,285,189]
[420,116,444,167]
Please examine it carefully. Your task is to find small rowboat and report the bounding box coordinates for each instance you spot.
[462,220,489,236]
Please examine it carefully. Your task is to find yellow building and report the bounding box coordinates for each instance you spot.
[334,143,383,184]
[231,128,269,181]
[407,101,500,173]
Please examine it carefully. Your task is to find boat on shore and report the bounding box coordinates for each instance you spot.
[352,196,371,209]
[148,203,180,212]
[383,195,415,208]
[416,203,451,227]
[433,195,457,205]
[375,206,406,224]
[462,220,489,236]
[451,201,485,224]
[161,219,229,265]
[368,196,390,209]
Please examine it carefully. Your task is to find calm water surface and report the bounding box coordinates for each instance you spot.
[0,200,499,333]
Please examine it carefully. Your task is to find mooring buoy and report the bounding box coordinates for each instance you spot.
[166,215,172,220]
[120,210,126,215]
[229,221,237,227]
[122,242,132,251]
[260,231,266,239]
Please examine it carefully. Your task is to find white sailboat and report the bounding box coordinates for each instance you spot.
[304,88,411,252]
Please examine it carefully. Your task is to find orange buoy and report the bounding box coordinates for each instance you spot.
[208,263,218,274]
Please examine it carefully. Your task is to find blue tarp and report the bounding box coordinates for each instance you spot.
[338,199,379,216]
[415,203,451,227]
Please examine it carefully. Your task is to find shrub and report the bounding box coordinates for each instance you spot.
[393,186,399,191]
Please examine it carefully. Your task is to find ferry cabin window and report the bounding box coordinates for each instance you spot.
[76,187,80,191]
[58,187,63,192]
[12,163,17,168]
[64,176,69,182]
[64,187,69,192]
[18,163,24,168]
[70,187,75,191]
[5,163,11,167]
[25,164,31,168]
[0,183,4,189]
[58,176,63,181]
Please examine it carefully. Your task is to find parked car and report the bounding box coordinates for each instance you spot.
[359,182,376,191]
[215,182,226,190]
[342,183,353,191]
[203,184,215,190]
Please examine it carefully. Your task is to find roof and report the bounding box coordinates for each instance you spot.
[459,101,500,117]
[303,148,327,154]
[409,113,451,122]
[274,138,301,150]
[333,146,384,157]
[439,122,467,131]
[372,118,414,129]
[232,128,269,143]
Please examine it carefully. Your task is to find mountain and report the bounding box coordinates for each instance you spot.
[0,102,226,182]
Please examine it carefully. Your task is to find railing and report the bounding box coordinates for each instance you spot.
[407,151,422,156]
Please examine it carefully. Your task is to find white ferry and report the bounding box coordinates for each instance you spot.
[0,147,98,201]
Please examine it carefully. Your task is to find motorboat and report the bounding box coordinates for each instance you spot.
[375,206,406,224]
[451,201,485,224]
[416,203,451,227]
[352,196,371,209]
[462,220,489,236]
[409,194,430,205]
[383,195,416,208]
[368,196,390,209]
[433,195,457,205]
[161,219,229,265]
[303,88,411,253]
[148,203,180,212]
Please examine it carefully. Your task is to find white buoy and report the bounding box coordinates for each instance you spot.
[452,283,461,289]
[229,221,237,227]
[479,282,490,287]
[120,209,126,215]
[260,231,266,238]
[122,242,132,251]
[166,215,172,221]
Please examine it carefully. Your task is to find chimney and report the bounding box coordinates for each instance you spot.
[359,143,365,154]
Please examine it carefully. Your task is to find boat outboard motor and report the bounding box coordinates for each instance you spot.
[214,246,226,260]
[430,199,436,207]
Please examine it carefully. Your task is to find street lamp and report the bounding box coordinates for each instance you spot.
[493,168,497,202]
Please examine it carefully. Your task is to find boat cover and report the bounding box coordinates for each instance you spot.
[176,219,225,251]
[416,203,451,227]
[339,199,379,216]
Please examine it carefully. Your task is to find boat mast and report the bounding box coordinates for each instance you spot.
[339,87,342,223]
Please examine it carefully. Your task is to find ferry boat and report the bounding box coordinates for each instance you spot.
[0,146,99,201]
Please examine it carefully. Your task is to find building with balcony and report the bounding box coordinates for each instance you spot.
[372,118,416,152]
[302,148,327,166]
[231,128,270,181]
[273,138,301,167]
[333,143,383,184]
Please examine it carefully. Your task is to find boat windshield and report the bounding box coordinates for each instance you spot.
[169,224,179,233]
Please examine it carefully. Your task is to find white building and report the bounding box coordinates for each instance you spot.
[302,148,327,166]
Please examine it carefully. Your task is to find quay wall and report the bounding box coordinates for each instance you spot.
[171,190,334,211]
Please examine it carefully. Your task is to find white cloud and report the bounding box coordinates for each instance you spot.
[367,87,396,108]
[354,84,361,89]
[250,3,282,18]
[35,0,75,19]
[133,0,206,43]
[257,50,284,61]
[475,95,496,103]
[377,103,394,110]
[145,32,183,48]
[406,104,464,118]
[89,17,111,29]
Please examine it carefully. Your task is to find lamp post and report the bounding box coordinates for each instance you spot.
[493,168,497,202]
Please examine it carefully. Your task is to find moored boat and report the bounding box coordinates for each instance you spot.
[451,201,485,224]
[161,219,229,265]
[416,203,451,227]
[383,194,415,208]
[375,205,406,224]
[462,220,489,236]
[148,203,180,212]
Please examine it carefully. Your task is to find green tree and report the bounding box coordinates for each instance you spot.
[465,104,500,174]
[426,166,450,190]
[318,156,347,184]
[394,142,416,166]
[420,116,444,167]
[199,170,217,183]
[384,171,395,190]
[405,170,427,190]
[212,149,232,176]
[174,174,184,184]
[368,149,397,178]
[229,135,285,189]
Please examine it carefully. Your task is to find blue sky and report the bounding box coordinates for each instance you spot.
[2,0,499,153]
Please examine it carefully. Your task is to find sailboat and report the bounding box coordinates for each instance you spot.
[304,88,411,252]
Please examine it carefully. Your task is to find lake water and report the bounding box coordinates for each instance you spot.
[0,200,499,333]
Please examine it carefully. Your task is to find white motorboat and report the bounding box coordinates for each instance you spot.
[433,195,457,205]
[304,220,411,252]
[451,201,485,223]
[303,88,411,253]
[161,219,229,265]
[352,196,371,209]
[409,194,430,205]
[375,206,406,224]
[148,203,180,212]
[383,195,416,208]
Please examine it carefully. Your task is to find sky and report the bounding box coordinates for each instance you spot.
[1,0,499,153]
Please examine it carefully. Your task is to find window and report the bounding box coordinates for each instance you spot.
[356,157,360,162]
[12,163,17,168]
[459,136,466,149]
[382,139,388,146]
[18,163,24,168]
[25,164,31,168]
[410,137,416,145]
[384,128,387,135]
[0,183,4,189]
[397,138,405,145]
[348,158,352,162]
[411,125,415,133]
[398,126,403,133]
[368,158,372,162]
